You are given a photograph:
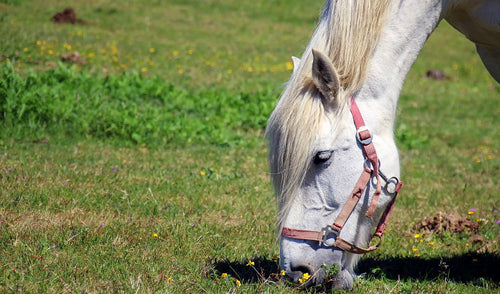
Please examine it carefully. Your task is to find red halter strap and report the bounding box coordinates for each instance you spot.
[280,96,402,254]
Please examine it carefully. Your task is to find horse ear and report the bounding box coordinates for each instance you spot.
[311,49,340,100]
[291,56,300,74]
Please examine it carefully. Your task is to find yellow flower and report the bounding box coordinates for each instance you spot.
[298,272,310,284]
[280,270,286,276]
[200,171,206,176]
[149,48,155,53]
[23,48,28,52]
[286,61,293,71]
[173,50,179,57]
[141,67,148,72]
[221,273,228,278]
[468,210,475,215]
[428,242,434,246]
[412,247,418,252]
[414,233,421,239]
[235,279,241,287]
[153,233,159,238]
[246,260,255,266]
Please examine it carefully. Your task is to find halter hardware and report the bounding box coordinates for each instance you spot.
[281,96,402,254]
[356,125,372,145]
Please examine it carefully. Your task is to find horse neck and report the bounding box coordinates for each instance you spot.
[355,0,446,129]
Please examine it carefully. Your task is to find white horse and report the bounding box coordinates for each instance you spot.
[266,0,499,289]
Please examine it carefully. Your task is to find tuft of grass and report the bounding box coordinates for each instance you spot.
[0,61,278,146]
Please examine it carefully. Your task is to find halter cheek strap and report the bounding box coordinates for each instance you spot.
[280,96,402,254]
[350,97,382,217]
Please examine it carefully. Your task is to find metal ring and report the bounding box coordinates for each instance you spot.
[321,227,339,247]
[384,177,399,196]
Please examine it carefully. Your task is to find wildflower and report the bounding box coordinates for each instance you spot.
[271,256,278,260]
[141,67,148,72]
[298,272,310,284]
[149,48,155,53]
[280,270,286,276]
[414,233,421,239]
[221,273,228,278]
[468,208,475,215]
[188,49,193,55]
[23,48,28,52]
[428,242,434,246]
[153,233,159,238]
[246,260,255,266]
[286,61,293,71]
[200,171,206,176]
[412,247,418,252]
[496,220,500,224]
[235,279,241,287]
[173,50,179,57]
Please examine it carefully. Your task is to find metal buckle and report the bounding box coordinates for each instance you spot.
[356,126,372,145]
[321,226,339,247]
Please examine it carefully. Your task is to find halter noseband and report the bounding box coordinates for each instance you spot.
[281,96,402,254]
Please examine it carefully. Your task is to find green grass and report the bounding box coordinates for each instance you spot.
[1,0,499,293]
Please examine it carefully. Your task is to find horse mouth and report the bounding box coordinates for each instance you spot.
[286,264,354,290]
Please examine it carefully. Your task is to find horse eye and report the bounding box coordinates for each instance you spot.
[313,150,334,164]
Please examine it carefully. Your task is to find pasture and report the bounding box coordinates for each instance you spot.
[1,0,499,293]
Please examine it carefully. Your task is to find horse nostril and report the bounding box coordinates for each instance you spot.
[289,265,314,283]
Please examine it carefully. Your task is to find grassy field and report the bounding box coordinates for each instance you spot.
[1,0,499,293]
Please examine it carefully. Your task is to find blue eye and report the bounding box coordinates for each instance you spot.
[313,150,334,164]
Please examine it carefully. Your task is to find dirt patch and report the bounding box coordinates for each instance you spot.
[413,212,479,234]
[51,7,87,24]
[426,69,447,80]
[60,52,86,65]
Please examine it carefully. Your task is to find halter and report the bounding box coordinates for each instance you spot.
[281,96,402,254]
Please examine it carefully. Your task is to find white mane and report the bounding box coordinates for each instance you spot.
[266,0,392,229]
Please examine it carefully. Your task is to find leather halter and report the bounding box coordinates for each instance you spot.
[281,96,402,254]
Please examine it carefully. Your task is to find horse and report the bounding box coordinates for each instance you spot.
[266,0,499,289]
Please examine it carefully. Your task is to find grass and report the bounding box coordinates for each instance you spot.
[1,0,499,293]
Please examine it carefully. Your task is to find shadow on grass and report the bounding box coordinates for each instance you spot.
[357,252,499,284]
[211,257,280,283]
[211,253,499,285]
